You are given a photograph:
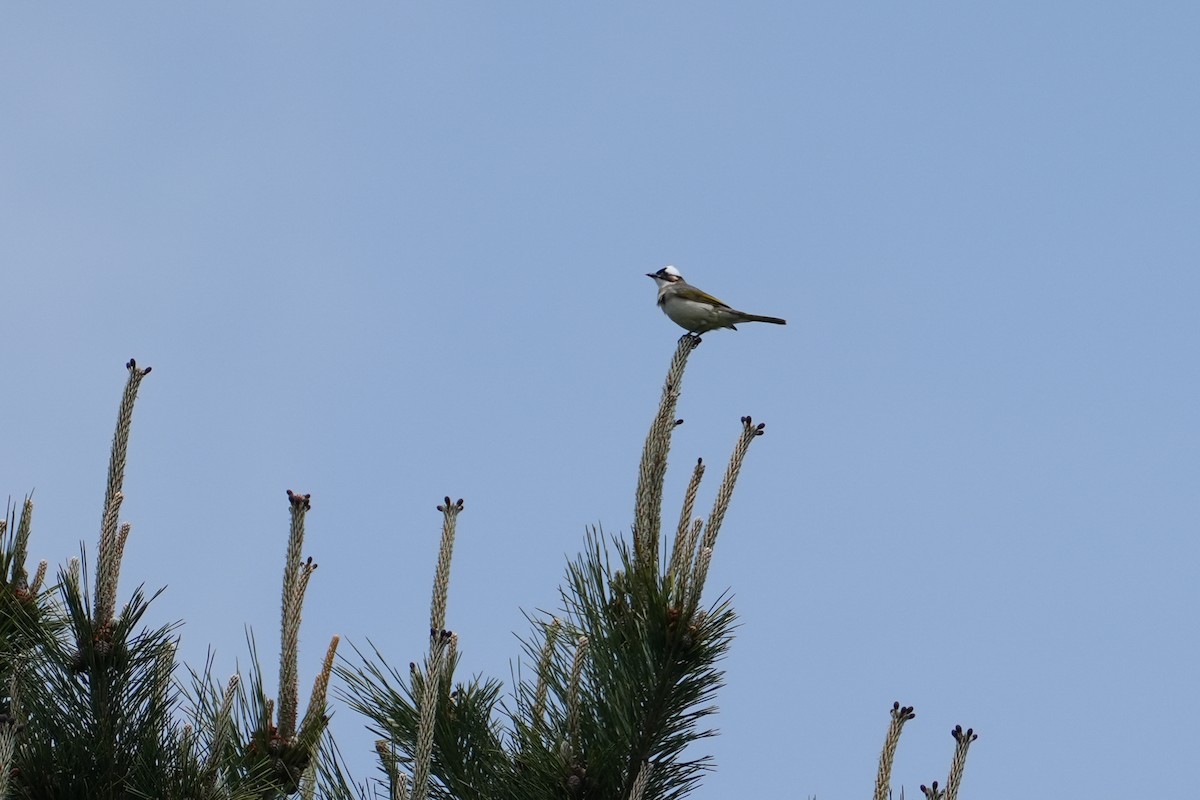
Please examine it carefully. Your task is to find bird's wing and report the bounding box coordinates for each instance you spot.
[676,283,732,308]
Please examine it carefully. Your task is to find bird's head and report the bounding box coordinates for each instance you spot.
[646,265,685,287]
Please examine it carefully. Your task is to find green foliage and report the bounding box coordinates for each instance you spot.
[340,642,511,800]
[13,554,178,799]
[337,529,737,800]
[0,361,332,800]
[336,337,747,800]
[515,531,735,800]
[1,501,52,706]
[3,348,976,800]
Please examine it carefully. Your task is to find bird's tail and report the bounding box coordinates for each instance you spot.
[738,313,787,325]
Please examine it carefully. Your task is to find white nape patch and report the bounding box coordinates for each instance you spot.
[662,265,682,277]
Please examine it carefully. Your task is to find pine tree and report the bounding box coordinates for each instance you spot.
[0,348,978,800]
[336,336,759,800]
[0,360,336,800]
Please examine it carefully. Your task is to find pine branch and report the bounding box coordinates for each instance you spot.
[633,335,701,570]
[945,724,978,800]
[875,702,916,800]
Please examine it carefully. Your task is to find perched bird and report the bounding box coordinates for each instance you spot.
[646,265,787,335]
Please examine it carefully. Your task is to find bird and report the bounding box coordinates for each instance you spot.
[646,265,787,335]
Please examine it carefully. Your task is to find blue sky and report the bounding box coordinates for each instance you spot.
[3,4,1197,797]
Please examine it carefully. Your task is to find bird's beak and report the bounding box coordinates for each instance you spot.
[645,272,657,279]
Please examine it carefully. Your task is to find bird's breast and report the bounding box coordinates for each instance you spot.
[660,294,723,329]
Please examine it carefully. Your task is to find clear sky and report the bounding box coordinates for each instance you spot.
[3,4,1197,798]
